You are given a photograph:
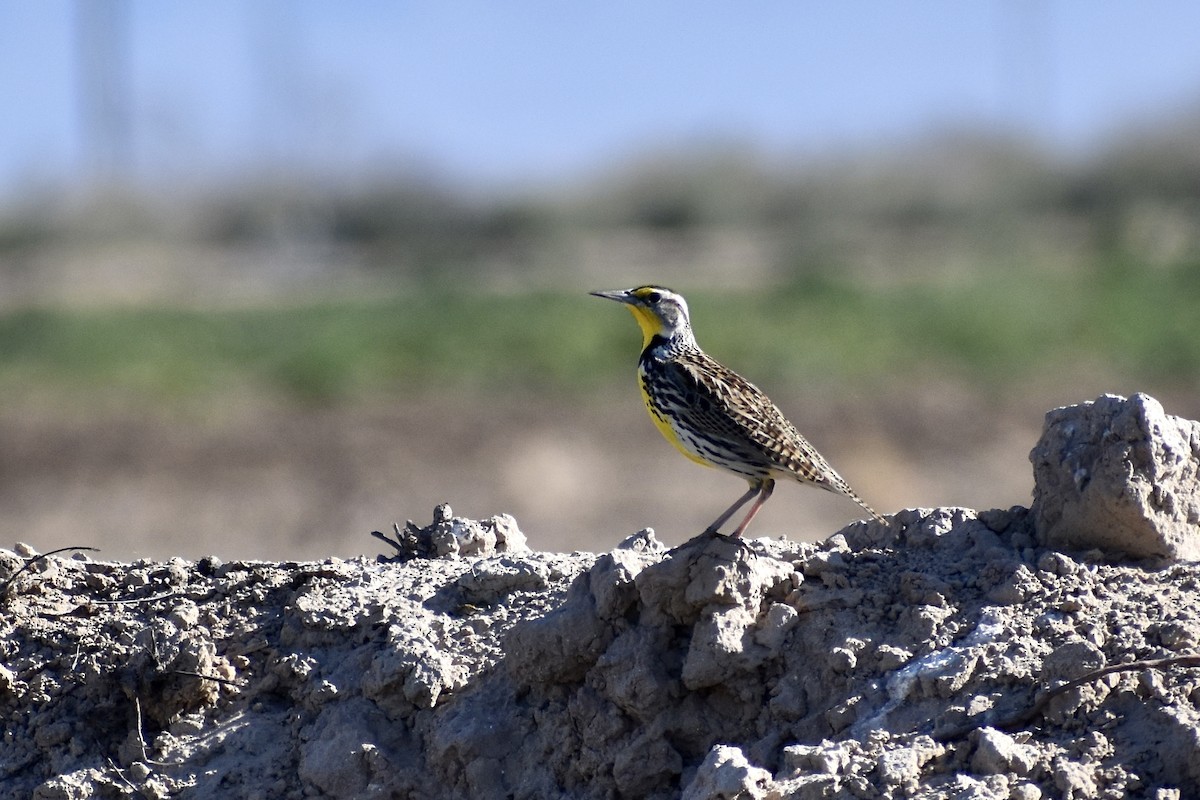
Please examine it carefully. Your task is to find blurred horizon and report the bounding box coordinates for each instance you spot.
[1,2,1199,560]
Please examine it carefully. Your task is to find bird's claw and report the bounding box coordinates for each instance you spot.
[667,527,756,562]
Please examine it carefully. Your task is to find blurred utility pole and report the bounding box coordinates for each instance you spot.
[998,0,1055,143]
[75,0,133,184]
[249,0,308,172]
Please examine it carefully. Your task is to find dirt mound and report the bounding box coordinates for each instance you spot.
[3,394,1199,799]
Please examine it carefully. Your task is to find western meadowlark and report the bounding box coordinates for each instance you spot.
[592,285,883,538]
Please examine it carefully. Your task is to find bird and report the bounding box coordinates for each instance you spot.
[591,285,883,539]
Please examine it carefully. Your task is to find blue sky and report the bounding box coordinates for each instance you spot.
[3,1,1200,197]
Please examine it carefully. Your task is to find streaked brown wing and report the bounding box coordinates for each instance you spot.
[667,350,835,485]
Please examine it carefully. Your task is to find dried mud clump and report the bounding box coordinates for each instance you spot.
[1031,392,1200,560]
[3,395,1200,799]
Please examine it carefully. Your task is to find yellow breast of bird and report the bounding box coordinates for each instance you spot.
[637,369,713,468]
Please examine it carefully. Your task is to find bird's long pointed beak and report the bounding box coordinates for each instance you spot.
[589,289,635,304]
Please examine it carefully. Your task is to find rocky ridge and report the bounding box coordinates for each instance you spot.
[2,393,1199,799]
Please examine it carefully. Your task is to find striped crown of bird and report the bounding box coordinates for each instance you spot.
[591,284,883,538]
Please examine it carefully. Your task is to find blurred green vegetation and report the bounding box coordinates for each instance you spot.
[1,256,1195,406]
[2,123,1200,408]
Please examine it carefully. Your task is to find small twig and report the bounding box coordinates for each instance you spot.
[104,756,146,798]
[936,653,1200,742]
[0,546,99,599]
[997,654,1200,731]
[371,525,405,555]
[133,696,148,762]
[90,590,179,607]
[171,669,246,689]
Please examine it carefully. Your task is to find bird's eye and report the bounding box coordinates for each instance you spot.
[646,291,662,304]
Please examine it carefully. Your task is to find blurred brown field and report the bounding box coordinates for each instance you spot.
[4,378,1196,561]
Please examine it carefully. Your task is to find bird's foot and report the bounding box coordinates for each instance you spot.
[667,527,756,561]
